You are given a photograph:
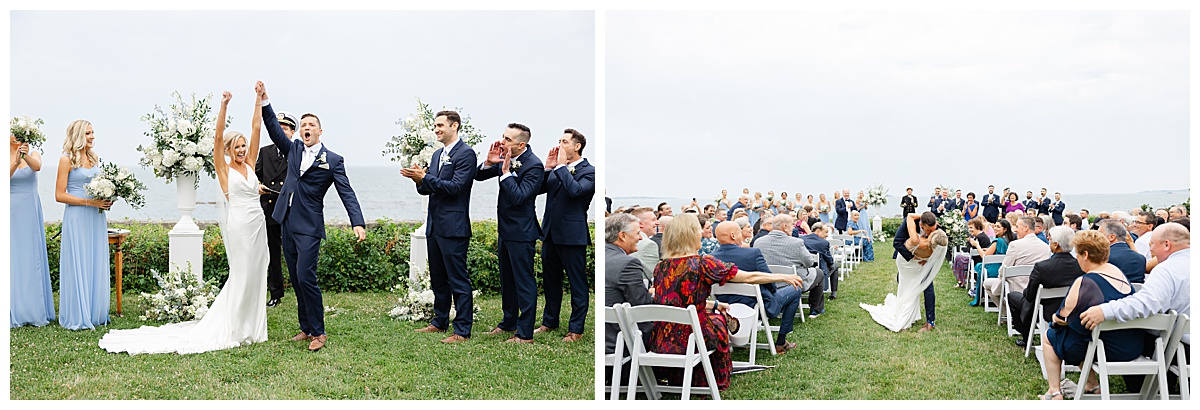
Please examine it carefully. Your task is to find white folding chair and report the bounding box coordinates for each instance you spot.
[619,303,721,400]
[711,281,776,363]
[980,254,1005,314]
[999,265,1034,332]
[965,248,981,290]
[1025,285,1071,358]
[1145,313,1191,400]
[767,264,807,322]
[610,303,662,400]
[830,241,851,280]
[1075,310,1177,400]
[604,306,629,400]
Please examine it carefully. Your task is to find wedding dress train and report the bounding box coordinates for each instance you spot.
[859,246,947,332]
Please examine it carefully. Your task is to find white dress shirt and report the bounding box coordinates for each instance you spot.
[1134,230,1153,258]
[299,142,323,177]
[1101,248,1190,344]
[555,157,584,172]
[438,137,460,168]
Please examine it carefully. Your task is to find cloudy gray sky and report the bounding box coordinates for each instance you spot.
[11,10,594,167]
[606,10,1189,199]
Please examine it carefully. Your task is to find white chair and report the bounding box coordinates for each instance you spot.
[979,254,1005,314]
[1145,313,1190,400]
[604,306,629,400]
[619,303,721,400]
[1074,310,1177,400]
[1025,285,1072,358]
[832,235,860,270]
[965,248,981,290]
[830,241,851,280]
[610,304,662,400]
[711,281,776,364]
[767,264,807,322]
[998,265,1034,332]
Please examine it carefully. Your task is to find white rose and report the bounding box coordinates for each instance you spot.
[117,168,130,180]
[181,141,198,156]
[195,306,208,320]
[17,119,28,129]
[165,120,177,137]
[183,156,202,172]
[177,119,195,136]
[197,137,214,153]
[161,149,179,167]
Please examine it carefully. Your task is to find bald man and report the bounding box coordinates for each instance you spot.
[710,221,804,353]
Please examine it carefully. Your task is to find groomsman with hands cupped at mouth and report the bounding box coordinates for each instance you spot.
[535,129,595,343]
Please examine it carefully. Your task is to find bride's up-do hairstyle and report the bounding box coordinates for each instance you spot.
[927,229,949,248]
[223,131,246,157]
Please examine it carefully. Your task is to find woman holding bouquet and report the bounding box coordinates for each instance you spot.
[856,190,873,240]
[10,134,55,327]
[55,120,112,330]
[818,193,831,224]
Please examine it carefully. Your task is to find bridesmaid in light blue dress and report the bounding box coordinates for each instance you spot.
[856,191,873,241]
[55,120,113,330]
[10,136,55,327]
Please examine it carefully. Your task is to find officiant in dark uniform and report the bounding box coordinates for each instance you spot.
[901,187,918,218]
[255,110,297,308]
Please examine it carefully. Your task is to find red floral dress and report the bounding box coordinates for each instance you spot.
[648,254,737,391]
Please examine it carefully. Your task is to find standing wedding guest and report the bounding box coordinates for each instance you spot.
[901,187,918,218]
[834,189,853,234]
[981,185,1002,223]
[1035,188,1051,216]
[726,194,748,221]
[255,110,297,308]
[1022,191,1039,213]
[1004,192,1025,215]
[928,187,941,212]
[952,190,966,211]
[804,194,816,213]
[10,134,55,327]
[856,190,873,240]
[962,192,979,222]
[716,189,731,215]
[1050,192,1066,226]
[55,120,112,330]
[817,193,832,224]
[537,128,595,343]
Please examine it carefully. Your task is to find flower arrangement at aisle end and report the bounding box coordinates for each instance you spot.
[139,263,220,323]
[867,184,888,207]
[381,98,485,169]
[937,209,969,249]
[136,91,225,187]
[10,115,47,155]
[388,271,481,322]
[83,161,148,214]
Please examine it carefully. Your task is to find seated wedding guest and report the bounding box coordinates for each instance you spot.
[804,205,819,229]
[1003,192,1025,215]
[603,213,652,358]
[1079,222,1190,394]
[731,208,749,223]
[1064,214,1082,231]
[710,221,804,354]
[1008,226,1085,348]
[631,207,660,285]
[702,204,716,218]
[734,217,753,247]
[750,215,773,247]
[648,214,803,391]
[1155,208,1170,225]
[698,215,718,256]
[1099,219,1146,283]
[1168,205,1187,222]
[969,219,1014,306]
[755,214,827,318]
[845,210,875,261]
[983,217,1050,307]
[1035,216,1051,243]
[955,218,990,288]
[802,222,839,299]
[1039,230,1140,400]
[1093,211,1110,230]
[10,135,55,328]
[1130,212,1157,258]
[1079,209,1091,230]
[1005,210,1022,227]
[656,202,673,218]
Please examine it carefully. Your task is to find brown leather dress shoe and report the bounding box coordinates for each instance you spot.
[774,341,797,354]
[292,332,313,342]
[917,323,935,333]
[440,334,470,343]
[414,325,446,333]
[484,327,513,336]
[505,336,534,344]
[308,334,327,352]
[533,325,556,334]
[562,332,584,342]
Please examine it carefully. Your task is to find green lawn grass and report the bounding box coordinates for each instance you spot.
[10,292,594,400]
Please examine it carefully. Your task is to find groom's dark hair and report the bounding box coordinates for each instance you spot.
[508,123,531,143]
[920,212,937,228]
[436,110,461,129]
[564,128,586,153]
[301,113,321,129]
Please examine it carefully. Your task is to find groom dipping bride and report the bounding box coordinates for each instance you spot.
[860,212,949,333]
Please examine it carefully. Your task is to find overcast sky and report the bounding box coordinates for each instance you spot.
[10,10,594,168]
[606,10,1189,198]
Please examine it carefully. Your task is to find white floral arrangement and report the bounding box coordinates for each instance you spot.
[867,184,888,207]
[136,91,223,187]
[139,264,219,323]
[937,209,969,249]
[382,98,485,169]
[10,115,46,152]
[83,161,147,214]
[389,272,480,322]
[874,230,890,244]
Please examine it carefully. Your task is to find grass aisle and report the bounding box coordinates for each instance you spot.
[10,292,594,400]
[722,251,1058,400]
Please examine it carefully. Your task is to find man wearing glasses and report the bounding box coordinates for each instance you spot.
[1130,212,1158,259]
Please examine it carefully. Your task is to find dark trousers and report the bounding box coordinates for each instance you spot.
[807,271,826,314]
[1006,291,1036,339]
[266,222,285,300]
[827,265,839,293]
[923,282,936,325]
[428,234,473,337]
[541,240,589,334]
[281,220,325,336]
[984,210,999,223]
[497,240,537,340]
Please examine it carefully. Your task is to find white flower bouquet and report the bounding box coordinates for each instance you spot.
[389,272,480,322]
[139,264,219,323]
[137,91,223,187]
[84,161,147,214]
[10,115,46,153]
[382,98,485,169]
[937,209,969,249]
[867,184,888,207]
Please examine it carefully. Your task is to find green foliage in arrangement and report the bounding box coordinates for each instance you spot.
[44,220,595,296]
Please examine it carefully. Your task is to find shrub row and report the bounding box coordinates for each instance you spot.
[44,220,595,296]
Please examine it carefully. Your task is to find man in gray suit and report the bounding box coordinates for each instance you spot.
[630,207,659,286]
[754,213,827,318]
[604,213,653,388]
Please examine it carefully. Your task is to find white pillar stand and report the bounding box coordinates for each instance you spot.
[408,196,429,283]
[169,173,204,281]
[872,214,883,234]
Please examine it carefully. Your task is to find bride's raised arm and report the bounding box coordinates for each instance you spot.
[246,92,263,170]
[214,91,231,197]
[905,213,922,248]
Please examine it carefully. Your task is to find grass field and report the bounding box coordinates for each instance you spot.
[9,292,595,400]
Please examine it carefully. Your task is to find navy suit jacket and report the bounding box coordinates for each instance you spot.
[726,201,745,220]
[801,234,834,276]
[1037,197,1052,215]
[1050,201,1065,225]
[475,148,543,242]
[894,217,916,261]
[981,193,1002,217]
[710,244,774,307]
[540,158,595,246]
[952,198,966,211]
[417,138,478,238]
[1023,199,1039,212]
[262,103,364,239]
[834,198,850,230]
[931,197,948,215]
[1108,242,1147,283]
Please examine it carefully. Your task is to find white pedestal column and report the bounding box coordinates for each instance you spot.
[872,214,883,234]
[169,173,204,281]
[409,196,429,283]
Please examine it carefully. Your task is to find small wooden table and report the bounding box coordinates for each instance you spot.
[108,231,129,316]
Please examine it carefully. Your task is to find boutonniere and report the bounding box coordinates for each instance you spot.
[318,152,328,164]
[511,159,522,171]
[568,165,576,175]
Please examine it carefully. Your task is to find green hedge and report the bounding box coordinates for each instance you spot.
[44,220,595,296]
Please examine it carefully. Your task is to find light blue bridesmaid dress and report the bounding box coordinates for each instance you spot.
[58,166,110,330]
[10,166,55,327]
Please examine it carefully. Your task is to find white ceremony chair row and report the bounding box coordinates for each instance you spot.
[829,240,852,281]
[604,306,660,400]
[965,248,981,291]
[610,302,721,400]
[1074,310,1178,400]
[998,265,1034,333]
[1143,313,1191,400]
[710,280,777,363]
[1024,284,1072,358]
[767,264,809,322]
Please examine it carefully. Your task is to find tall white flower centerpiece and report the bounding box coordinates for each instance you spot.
[137,91,222,280]
[867,184,888,239]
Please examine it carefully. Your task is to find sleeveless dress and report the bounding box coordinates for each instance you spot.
[10,167,56,327]
[58,166,110,330]
[1046,272,1142,365]
[99,167,269,354]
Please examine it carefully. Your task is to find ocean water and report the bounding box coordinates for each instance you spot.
[31,166,597,223]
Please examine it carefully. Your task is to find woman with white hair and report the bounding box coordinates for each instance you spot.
[55,120,113,330]
[846,210,875,261]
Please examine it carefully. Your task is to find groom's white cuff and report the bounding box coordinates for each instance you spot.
[261,99,270,107]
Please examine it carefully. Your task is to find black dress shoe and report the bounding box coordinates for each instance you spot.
[1015,338,1028,348]
[267,298,282,308]
[829,293,837,300]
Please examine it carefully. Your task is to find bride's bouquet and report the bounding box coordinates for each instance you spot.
[10,115,46,154]
[867,184,888,207]
[381,98,485,169]
[140,264,220,323]
[84,161,148,214]
[137,91,221,187]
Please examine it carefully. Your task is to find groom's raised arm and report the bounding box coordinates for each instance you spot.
[260,102,291,151]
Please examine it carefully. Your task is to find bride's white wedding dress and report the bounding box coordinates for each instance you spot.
[859,245,948,332]
[99,168,269,354]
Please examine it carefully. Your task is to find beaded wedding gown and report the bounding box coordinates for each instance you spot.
[859,246,947,332]
[99,168,268,354]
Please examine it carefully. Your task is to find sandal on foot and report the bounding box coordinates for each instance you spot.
[1040,391,1063,400]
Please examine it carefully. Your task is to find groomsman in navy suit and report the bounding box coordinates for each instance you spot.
[476,124,543,343]
[536,129,595,342]
[1050,192,1066,226]
[402,110,478,343]
[1022,191,1039,213]
[834,189,854,234]
[1037,188,1052,216]
[256,81,366,352]
[981,185,1002,223]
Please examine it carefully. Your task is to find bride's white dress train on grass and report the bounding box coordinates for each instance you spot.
[99,170,268,355]
[859,246,947,332]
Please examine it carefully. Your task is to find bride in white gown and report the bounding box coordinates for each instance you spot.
[100,91,268,355]
[859,214,950,332]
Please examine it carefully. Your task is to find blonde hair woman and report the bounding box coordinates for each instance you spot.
[55,120,111,330]
[11,132,55,327]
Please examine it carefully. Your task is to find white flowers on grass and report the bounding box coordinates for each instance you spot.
[389,272,480,321]
[139,264,219,323]
[137,91,223,186]
[381,98,485,169]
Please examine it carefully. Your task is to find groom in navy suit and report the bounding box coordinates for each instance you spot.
[536,129,595,342]
[893,212,939,333]
[402,110,478,343]
[476,123,543,343]
[256,81,366,352]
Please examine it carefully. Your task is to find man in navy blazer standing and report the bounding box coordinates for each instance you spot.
[981,185,1002,223]
[536,129,595,342]
[402,110,478,343]
[256,81,366,352]
[476,123,543,343]
[834,189,853,234]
